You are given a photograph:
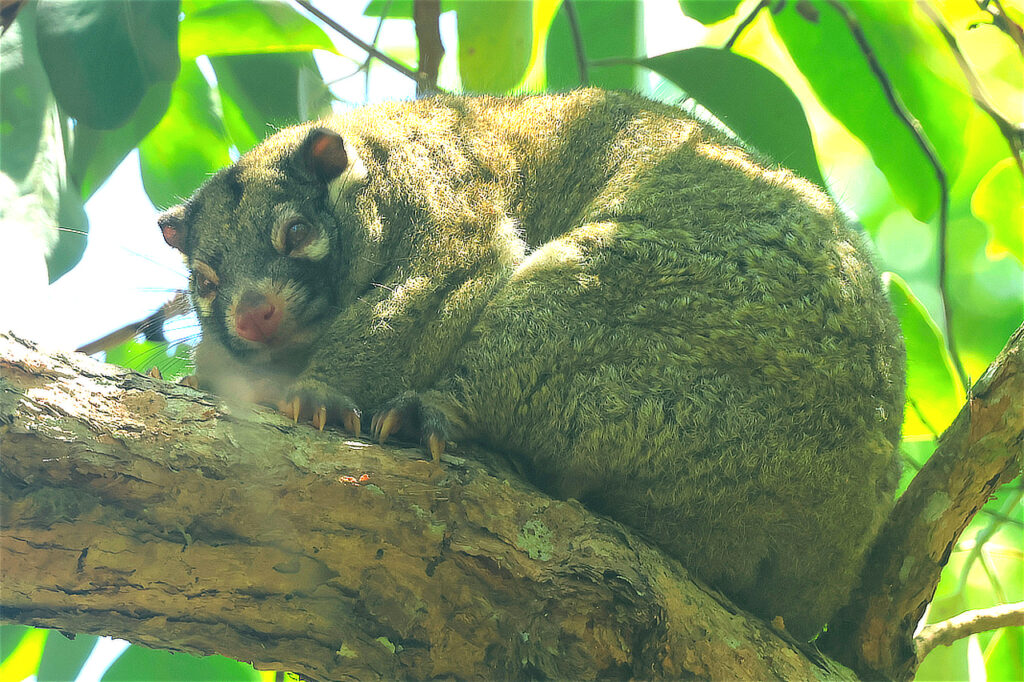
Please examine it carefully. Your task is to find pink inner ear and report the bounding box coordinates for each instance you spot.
[162,224,183,251]
[309,131,348,181]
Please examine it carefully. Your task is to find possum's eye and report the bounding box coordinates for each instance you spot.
[284,220,314,254]
[192,261,219,301]
[273,216,329,261]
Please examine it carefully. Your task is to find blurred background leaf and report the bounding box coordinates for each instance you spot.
[35,0,180,130]
[102,646,262,682]
[210,52,332,153]
[0,0,89,281]
[178,0,336,59]
[971,157,1024,264]
[884,272,965,438]
[677,0,741,25]
[771,0,972,222]
[37,633,99,682]
[546,0,640,90]
[138,60,233,209]
[644,46,826,187]
[456,0,534,92]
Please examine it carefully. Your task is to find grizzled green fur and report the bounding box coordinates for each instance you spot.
[159,90,904,639]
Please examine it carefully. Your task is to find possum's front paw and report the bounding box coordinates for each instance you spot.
[371,391,462,465]
[282,377,361,435]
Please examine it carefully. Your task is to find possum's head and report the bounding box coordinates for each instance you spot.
[157,124,367,366]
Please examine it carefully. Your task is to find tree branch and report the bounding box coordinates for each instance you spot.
[916,601,1024,661]
[0,333,856,681]
[818,322,1024,681]
[412,0,444,96]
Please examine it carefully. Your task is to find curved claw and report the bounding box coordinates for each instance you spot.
[427,432,445,465]
[342,409,361,437]
[278,396,303,423]
[312,405,328,431]
[373,409,402,444]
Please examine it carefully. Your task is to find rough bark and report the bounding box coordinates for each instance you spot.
[0,333,854,681]
[819,323,1024,680]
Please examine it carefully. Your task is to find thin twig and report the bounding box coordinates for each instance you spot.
[586,56,639,68]
[563,0,589,86]
[916,602,1024,661]
[908,396,941,440]
[977,0,1024,55]
[918,0,1024,175]
[956,486,1023,593]
[724,0,770,50]
[825,0,969,391]
[363,0,391,100]
[294,0,422,85]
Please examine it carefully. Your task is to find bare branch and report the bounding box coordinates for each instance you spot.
[413,0,444,96]
[916,602,1024,661]
[823,0,969,392]
[819,322,1024,681]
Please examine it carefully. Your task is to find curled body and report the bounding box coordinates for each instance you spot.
[158,89,905,640]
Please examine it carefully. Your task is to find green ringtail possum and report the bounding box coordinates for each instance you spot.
[157,89,905,640]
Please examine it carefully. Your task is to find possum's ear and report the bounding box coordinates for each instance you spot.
[157,205,187,253]
[300,128,349,183]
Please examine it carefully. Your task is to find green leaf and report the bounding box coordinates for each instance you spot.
[102,646,260,682]
[364,0,456,17]
[364,0,414,17]
[0,626,30,663]
[678,0,741,25]
[37,633,99,682]
[179,0,336,60]
[35,0,180,129]
[546,0,640,91]
[47,182,90,281]
[104,341,193,380]
[0,2,50,184]
[0,1,88,281]
[138,60,233,208]
[884,273,965,439]
[0,627,47,682]
[772,1,971,222]
[456,0,534,93]
[210,52,332,153]
[644,47,825,188]
[971,157,1024,264]
[70,81,174,200]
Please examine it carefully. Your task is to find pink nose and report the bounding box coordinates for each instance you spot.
[235,296,282,343]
